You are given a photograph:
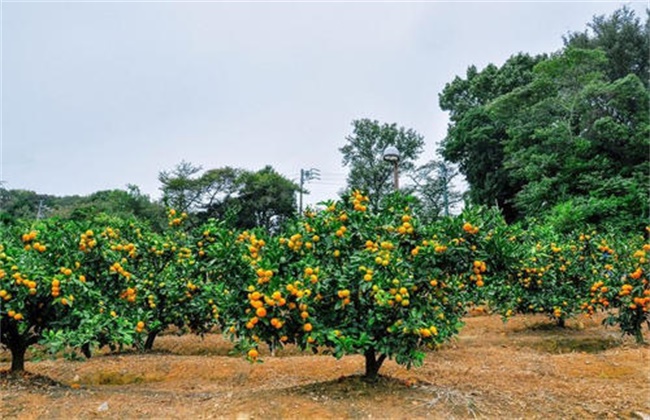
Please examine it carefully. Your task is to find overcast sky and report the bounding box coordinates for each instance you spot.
[1,0,647,207]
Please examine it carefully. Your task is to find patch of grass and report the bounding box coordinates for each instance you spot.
[529,337,623,354]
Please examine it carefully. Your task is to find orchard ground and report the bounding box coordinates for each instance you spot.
[2,313,649,419]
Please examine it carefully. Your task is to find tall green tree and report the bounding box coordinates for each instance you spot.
[563,6,649,86]
[158,161,205,213]
[159,163,298,230]
[491,47,649,229]
[409,160,462,222]
[232,166,299,231]
[439,53,545,221]
[439,7,649,229]
[340,119,425,208]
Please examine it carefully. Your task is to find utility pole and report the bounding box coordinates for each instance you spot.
[299,168,320,214]
[36,199,45,220]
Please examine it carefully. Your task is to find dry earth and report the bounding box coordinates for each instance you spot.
[2,313,649,419]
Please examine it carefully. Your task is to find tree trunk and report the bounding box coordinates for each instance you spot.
[557,317,566,328]
[363,348,387,381]
[81,343,92,359]
[634,327,645,345]
[10,344,27,372]
[144,330,159,351]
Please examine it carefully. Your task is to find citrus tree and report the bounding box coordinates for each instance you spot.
[585,229,650,343]
[0,220,99,371]
[111,210,223,350]
[221,191,492,379]
[487,225,604,327]
[35,216,150,358]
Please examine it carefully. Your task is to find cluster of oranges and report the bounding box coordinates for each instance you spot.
[422,239,448,253]
[135,320,145,333]
[633,249,648,264]
[337,289,351,306]
[78,230,97,252]
[280,233,304,252]
[360,266,374,282]
[462,222,479,235]
[597,242,615,255]
[351,190,369,212]
[51,278,61,298]
[147,293,156,309]
[101,226,119,240]
[176,247,192,263]
[391,286,411,307]
[0,288,12,301]
[237,232,264,262]
[167,209,188,227]
[111,242,137,259]
[469,260,487,287]
[21,230,47,253]
[21,230,38,243]
[12,271,38,296]
[120,287,137,303]
[629,294,650,311]
[303,267,319,284]
[629,267,643,280]
[6,310,23,321]
[109,261,131,280]
[256,267,274,285]
[518,266,546,289]
[418,326,438,338]
[396,214,414,235]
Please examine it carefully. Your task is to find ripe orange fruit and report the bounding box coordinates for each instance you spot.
[303,323,313,332]
[248,349,259,359]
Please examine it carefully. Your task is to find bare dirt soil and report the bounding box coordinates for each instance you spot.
[2,314,649,419]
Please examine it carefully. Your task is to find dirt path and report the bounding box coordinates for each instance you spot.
[2,314,649,419]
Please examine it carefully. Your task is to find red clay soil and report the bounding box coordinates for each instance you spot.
[2,314,649,419]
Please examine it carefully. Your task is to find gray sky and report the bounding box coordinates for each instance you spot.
[1,0,647,207]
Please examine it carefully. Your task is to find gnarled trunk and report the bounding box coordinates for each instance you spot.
[363,347,387,380]
[10,343,27,372]
[2,319,39,372]
[144,330,159,351]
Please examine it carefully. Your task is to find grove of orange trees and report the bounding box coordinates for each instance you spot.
[1,191,648,376]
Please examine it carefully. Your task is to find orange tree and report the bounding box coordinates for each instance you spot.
[31,216,149,359]
[585,229,650,343]
[58,211,222,353]
[428,205,518,314]
[219,191,493,379]
[0,219,104,371]
[127,210,224,350]
[486,225,606,327]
